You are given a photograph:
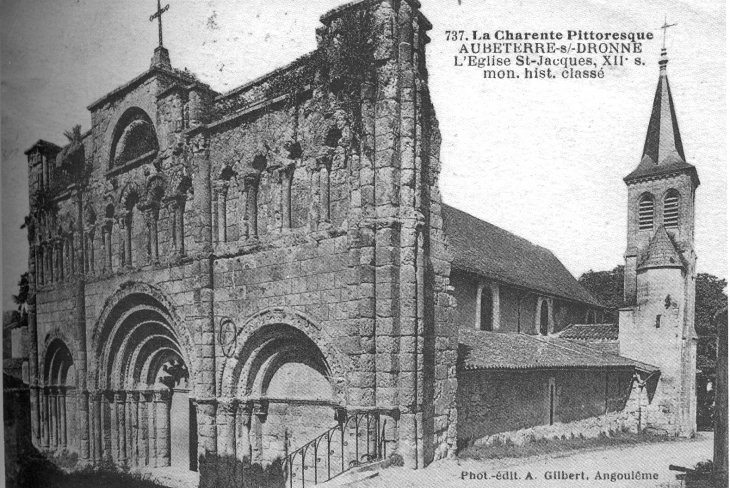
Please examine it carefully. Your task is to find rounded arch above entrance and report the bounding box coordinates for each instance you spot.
[91,281,198,394]
[219,308,351,403]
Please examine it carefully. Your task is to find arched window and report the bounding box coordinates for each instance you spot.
[663,190,680,229]
[480,286,493,331]
[638,194,654,231]
[539,300,549,336]
[110,108,158,168]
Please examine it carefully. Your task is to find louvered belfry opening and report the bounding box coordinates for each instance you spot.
[664,190,680,228]
[638,194,654,231]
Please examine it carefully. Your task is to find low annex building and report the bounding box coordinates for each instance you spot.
[18,0,697,485]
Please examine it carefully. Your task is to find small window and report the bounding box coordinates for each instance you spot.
[539,300,549,336]
[638,194,654,231]
[480,287,493,331]
[664,190,680,229]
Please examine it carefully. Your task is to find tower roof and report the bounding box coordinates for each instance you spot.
[637,225,685,270]
[625,49,699,186]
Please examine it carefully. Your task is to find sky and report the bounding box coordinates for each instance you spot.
[1,0,726,310]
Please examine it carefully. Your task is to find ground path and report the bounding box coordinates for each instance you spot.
[344,433,714,488]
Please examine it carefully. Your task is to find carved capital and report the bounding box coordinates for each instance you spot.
[253,399,268,419]
[237,401,253,425]
[153,388,172,403]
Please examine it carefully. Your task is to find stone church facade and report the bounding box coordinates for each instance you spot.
[20,0,698,485]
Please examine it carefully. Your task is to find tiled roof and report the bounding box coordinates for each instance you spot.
[638,225,685,270]
[458,328,658,373]
[558,323,619,341]
[443,205,600,307]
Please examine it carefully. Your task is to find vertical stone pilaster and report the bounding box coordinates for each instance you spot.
[49,387,58,449]
[41,388,49,450]
[130,391,140,467]
[243,172,260,238]
[115,391,127,465]
[235,402,252,462]
[154,389,171,467]
[140,392,151,466]
[60,387,68,449]
[214,182,228,243]
[92,391,102,463]
[281,164,294,230]
[102,391,113,459]
[216,399,236,457]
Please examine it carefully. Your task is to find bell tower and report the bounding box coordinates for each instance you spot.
[619,46,699,436]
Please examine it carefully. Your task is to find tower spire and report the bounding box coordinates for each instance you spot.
[624,31,698,186]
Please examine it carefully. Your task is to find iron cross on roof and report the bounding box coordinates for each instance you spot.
[660,16,677,49]
[150,0,170,48]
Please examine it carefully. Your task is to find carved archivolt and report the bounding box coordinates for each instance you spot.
[219,307,351,403]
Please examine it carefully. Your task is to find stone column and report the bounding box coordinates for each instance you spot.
[49,387,58,450]
[41,388,50,450]
[123,211,133,267]
[92,391,102,463]
[130,392,140,467]
[235,402,252,462]
[140,392,151,466]
[316,156,331,225]
[281,164,294,230]
[244,172,260,238]
[211,190,219,244]
[60,387,68,449]
[250,401,268,463]
[215,183,228,243]
[103,221,114,271]
[102,391,113,459]
[216,399,236,457]
[54,239,62,282]
[115,391,127,465]
[170,199,185,256]
[86,228,95,275]
[47,242,54,283]
[144,208,159,264]
[155,389,171,467]
[109,392,119,462]
[149,391,158,467]
[27,243,41,446]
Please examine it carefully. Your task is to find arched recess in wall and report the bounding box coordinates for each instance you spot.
[109,108,159,169]
[92,283,198,471]
[42,339,75,452]
[220,308,350,402]
[220,308,348,465]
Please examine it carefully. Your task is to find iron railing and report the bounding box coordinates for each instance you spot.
[285,409,389,488]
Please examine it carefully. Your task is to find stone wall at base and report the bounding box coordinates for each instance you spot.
[473,409,640,447]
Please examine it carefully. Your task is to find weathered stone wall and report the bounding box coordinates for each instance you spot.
[26,0,457,479]
[456,369,633,445]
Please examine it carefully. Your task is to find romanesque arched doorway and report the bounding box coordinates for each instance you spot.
[236,323,337,465]
[93,286,197,471]
[42,339,75,453]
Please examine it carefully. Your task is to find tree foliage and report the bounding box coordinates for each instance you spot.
[578,265,624,322]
